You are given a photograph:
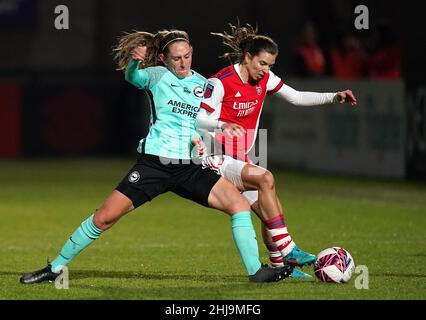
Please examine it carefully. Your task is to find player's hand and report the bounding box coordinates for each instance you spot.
[132,46,147,61]
[221,123,246,138]
[336,90,357,107]
[191,138,207,157]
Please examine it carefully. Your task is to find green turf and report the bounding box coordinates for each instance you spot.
[0,158,425,300]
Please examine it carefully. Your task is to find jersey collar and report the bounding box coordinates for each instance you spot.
[233,63,246,84]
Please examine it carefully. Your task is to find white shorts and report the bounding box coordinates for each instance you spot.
[202,155,259,205]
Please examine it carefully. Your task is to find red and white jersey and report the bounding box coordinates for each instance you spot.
[200,64,283,161]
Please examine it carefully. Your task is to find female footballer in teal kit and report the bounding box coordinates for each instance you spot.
[20,30,292,284]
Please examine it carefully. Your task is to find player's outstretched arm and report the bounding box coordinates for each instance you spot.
[275,83,357,107]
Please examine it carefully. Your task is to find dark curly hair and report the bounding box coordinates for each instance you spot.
[212,22,278,63]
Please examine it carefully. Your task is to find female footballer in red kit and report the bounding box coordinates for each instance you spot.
[196,23,357,277]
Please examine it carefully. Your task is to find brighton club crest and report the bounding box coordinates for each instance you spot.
[128,171,140,183]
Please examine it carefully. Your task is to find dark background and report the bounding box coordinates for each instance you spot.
[1,0,425,178]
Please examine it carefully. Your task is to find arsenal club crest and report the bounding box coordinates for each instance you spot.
[256,86,262,95]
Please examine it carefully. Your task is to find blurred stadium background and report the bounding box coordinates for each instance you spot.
[0,0,425,300]
[1,0,425,178]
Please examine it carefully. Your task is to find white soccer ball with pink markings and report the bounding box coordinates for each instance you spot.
[314,247,355,283]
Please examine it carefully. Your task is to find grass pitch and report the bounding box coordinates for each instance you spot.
[0,158,425,300]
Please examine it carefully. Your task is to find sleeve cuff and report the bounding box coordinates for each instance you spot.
[268,81,284,95]
[201,102,215,113]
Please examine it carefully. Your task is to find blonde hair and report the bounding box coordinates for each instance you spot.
[113,29,190,71]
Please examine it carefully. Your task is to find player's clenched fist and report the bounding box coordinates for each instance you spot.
[191,137,207,156]
[132,46,147,61]
[335,89,357,107]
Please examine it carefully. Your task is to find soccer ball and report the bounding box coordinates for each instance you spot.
[314,247,355,283]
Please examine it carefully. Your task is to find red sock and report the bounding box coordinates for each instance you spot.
[266,244,284,267]
[265,214,296,259]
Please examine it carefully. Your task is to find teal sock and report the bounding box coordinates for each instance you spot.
[231,211,262,276]
[51,214,103,272]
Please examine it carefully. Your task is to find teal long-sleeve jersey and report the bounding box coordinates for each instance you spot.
[125,60,205,160]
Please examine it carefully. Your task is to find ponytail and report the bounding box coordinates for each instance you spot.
[113,29,190,71]
[212,22,278,63]
[113,31,156,70]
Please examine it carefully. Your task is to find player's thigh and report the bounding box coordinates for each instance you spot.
[115,155,171,208]
[172,163,221,208]
[207,177,251,215]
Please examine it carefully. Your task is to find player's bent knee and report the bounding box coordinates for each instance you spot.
[227,196,251,214]
[93,211,111,230]
[93,206,123,231]
[259,170,275,190]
